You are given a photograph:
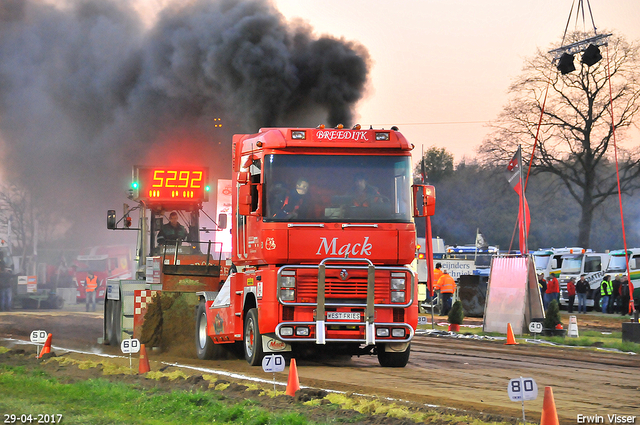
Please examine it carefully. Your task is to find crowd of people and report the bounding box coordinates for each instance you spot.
[537,272,632,315]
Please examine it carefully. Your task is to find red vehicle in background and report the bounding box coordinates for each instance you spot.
[74,245,134,303]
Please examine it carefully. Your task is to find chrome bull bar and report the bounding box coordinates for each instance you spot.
[277,257,415,346]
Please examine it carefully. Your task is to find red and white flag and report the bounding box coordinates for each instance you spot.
[505,146,530,254]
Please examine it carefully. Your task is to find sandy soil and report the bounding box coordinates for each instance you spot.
[1,308,639,424]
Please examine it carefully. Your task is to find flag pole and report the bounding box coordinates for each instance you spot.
[518,145,528,254]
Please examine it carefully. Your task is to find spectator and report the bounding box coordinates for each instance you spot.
[619,275,630,316]
[538,273,547,297]
[430,262,443,303]
[611,275,622,314]
[0,265,13,311]
[545,273,560,310]
[438,270,456,316]
[566,277,576,313]
[575,274,589,314]
[84,271,99,312]
[600,275,613,314]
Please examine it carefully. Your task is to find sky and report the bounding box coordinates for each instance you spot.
[271,0,640,164]
[2,0,640,250]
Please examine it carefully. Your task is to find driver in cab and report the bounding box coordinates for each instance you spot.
[157,211,188,245]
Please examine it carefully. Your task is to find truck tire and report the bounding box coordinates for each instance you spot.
[104,299,113,345]
[108,299,122,346]
[244,308,263,366]
[377,343,411,367]
[195,301,215,360]
[54,296,64,310]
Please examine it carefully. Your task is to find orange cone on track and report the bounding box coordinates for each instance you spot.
[38,333,52,358]
[505,323,518,345]
[540,386,559,425]
[139,343,150,374]
[285,358,300,396]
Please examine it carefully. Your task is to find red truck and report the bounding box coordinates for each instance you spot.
[74,245,134,303]
[103,126,435,368]
[196,126,435,367]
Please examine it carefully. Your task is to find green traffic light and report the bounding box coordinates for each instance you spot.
[205,185,211,192]
[132,182,139,189]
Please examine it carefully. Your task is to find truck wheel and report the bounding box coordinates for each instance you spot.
[244,308,263,366]
[108,300,122,346]
[54,297,64,310]
[195,301,215,360]
[377,343,411,367]
[104,300,113,345]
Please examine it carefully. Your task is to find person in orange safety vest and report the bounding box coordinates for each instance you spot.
[438,270,456,316]
[429,262,443,303]
[85,271,99,312]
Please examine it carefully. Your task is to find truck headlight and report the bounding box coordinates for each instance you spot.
[390,277,405,290]
[281,289,295,301]
[391,291,405,303]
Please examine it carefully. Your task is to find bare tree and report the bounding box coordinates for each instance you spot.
[479,32,640,247]
[0,183,71,273]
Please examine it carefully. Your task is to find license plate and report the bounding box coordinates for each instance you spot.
[327,312,361,321]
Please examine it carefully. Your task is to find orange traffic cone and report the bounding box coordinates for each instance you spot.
[540,386,559,425]
[138,343,150,374]
[505,323,518,345]
[38,333,52,358]
[285,358,300,396]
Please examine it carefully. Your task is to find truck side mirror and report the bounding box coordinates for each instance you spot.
[238,183,262,216]
[218,213,227,230]
[412,185,436,217]
[107,210,116,229]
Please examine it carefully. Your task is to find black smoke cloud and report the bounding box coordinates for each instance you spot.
[0,0,370,248]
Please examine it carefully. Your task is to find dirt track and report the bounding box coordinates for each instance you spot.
[1,308,639,424]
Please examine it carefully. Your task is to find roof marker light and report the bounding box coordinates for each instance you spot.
[291,130,306,140]
[376,132,390,141]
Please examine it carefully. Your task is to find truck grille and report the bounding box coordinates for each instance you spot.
[296,268,390,301]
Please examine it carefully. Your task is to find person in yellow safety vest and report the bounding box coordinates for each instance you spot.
[438,270,456,316]
[85,271,99,312]
[600,275,613,314]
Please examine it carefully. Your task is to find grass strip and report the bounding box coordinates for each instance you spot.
[0,365,310,425]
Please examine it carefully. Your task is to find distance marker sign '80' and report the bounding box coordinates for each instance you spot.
[508,377,538,402]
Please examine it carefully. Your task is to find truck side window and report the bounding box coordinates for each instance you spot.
[250,159,261,213]
[584,257,601,273]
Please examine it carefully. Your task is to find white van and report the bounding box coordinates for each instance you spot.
[558,252,610,308]
[532,247,585,278]
[606,248,640,293]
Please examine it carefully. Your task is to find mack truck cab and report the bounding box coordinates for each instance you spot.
[194,127,435,367]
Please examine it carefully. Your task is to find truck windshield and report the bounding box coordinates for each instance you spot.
[76,260,107,273]
[608,255,627,272]
[561,257,582,274]
[533,255,550,270]
[263,154,412,223]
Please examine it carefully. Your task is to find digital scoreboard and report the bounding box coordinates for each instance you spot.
[132,166,210,202]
